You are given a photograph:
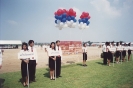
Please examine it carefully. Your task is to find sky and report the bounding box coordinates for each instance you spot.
[0,0,133,43]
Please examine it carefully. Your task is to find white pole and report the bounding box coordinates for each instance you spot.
[55,60,56,80]
[121,51,122,64]
[113,53,114,67]
[27,63,29,88]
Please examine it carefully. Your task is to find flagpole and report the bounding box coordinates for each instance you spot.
[27,63,29,88]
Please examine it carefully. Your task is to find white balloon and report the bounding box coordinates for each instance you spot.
[60,22,64,27]
[57,20,61,24]
[59,26,62,30]
[63,23,68,28]
[66,21,71,26]
[80,22,83,25]
[70,20,74,24]
[72,23,76,28]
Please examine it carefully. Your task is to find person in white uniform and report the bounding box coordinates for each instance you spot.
[102,42,108,65]
[82,43,88,66]
[28,40,38,82]
[55,40,62,78]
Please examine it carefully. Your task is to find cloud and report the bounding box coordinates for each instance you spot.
[90,0,121,17]
[113,0,119,4]
[7,20,18,25]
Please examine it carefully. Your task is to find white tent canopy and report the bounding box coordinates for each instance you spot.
[0,40,22,45]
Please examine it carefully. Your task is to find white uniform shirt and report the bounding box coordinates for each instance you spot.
[82,47,87,53]
[0,49,2,65]
[56,46,62,57]
[28,46,38,63]
[107,45,111,52]
[102,44,107,52]
[19,50,30,60]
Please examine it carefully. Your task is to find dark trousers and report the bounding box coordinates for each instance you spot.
[29,60,36,81]
[21,60,27,83]
[111,53,113,62]
[103,52,107,65]
[56,57,61,77]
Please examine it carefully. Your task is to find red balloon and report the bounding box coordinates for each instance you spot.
[57,9,63,15]
[63,9,67,13]
[54,12,57,15]
[88,15,91,19]
[80,15,84,19]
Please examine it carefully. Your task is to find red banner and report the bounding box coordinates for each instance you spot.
[60,41,82,55]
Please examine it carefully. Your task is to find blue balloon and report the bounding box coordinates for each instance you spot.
[55,20,57,24]
[62,18,66,23]
[58,15,62,20]
[82,18,86,23]
[85,18,88,22]
[78,19,82,23]
[55,15,59,19]
[86,21,90,25]
[67,16,71,21]
[74,19,77,22]
[71,16,75,20]
[62,13,67,18]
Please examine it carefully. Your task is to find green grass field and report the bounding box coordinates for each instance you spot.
[0,59,133,88]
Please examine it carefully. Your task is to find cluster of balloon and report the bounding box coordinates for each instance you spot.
[54,8,77,30]
[78,12,90,29]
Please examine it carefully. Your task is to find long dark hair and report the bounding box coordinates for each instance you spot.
[83,43,86,47]
[22,42,28,50]
[50,42,55,50]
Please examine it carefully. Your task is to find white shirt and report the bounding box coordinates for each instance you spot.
[107,45,111,52]
[56,46,62,57]
[82,47,87,53]
[0,49,2,65]
[102,44,107,52]
[28,46,38,63]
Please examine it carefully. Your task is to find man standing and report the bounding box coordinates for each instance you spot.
[28,40,38,82]
[56,40,62,78]
[102,42,107,65]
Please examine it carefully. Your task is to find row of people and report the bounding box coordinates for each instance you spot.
[19,40,62,87]
[102,42,132,66]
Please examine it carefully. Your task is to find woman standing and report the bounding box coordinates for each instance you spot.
[116,42,120,63]
[82,43,87,66]
[48,42,56,80]
[107,42,111,66]
[122,43,127,62]
[20,42,29,87]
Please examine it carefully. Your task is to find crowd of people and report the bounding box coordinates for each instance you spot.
[102,42,133,66]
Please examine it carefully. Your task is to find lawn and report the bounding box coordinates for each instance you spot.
[0,58,133,88]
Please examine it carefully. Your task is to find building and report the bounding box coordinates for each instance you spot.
[0,40,22,49]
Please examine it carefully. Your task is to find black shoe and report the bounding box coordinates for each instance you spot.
[85,64,87,66]
[59,76,62,77]
[33,80,36,82]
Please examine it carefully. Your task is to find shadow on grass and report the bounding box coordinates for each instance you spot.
[76,63,83,66]
[0,78,5,88]
[43,68,49,78]
[95,62,104,65]
[18,78,23,85]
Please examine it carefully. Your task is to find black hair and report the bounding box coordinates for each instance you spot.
[128,43,131,46]
[56,40,60,44]
[124,43,127,46]
[120,42,122,45]
[83,43,86,47]
[50,42,56,50]
[22,42,28,50]
[28,40,34,45]
[116,42,119,46]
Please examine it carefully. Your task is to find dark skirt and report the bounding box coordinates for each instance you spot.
[49,56,55,70]
[107,51,112,60]
[122,50,126,57]
[83,53,87,60]
[21,60,27,78]
[128,50,131,55]
[116,51,120,58]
